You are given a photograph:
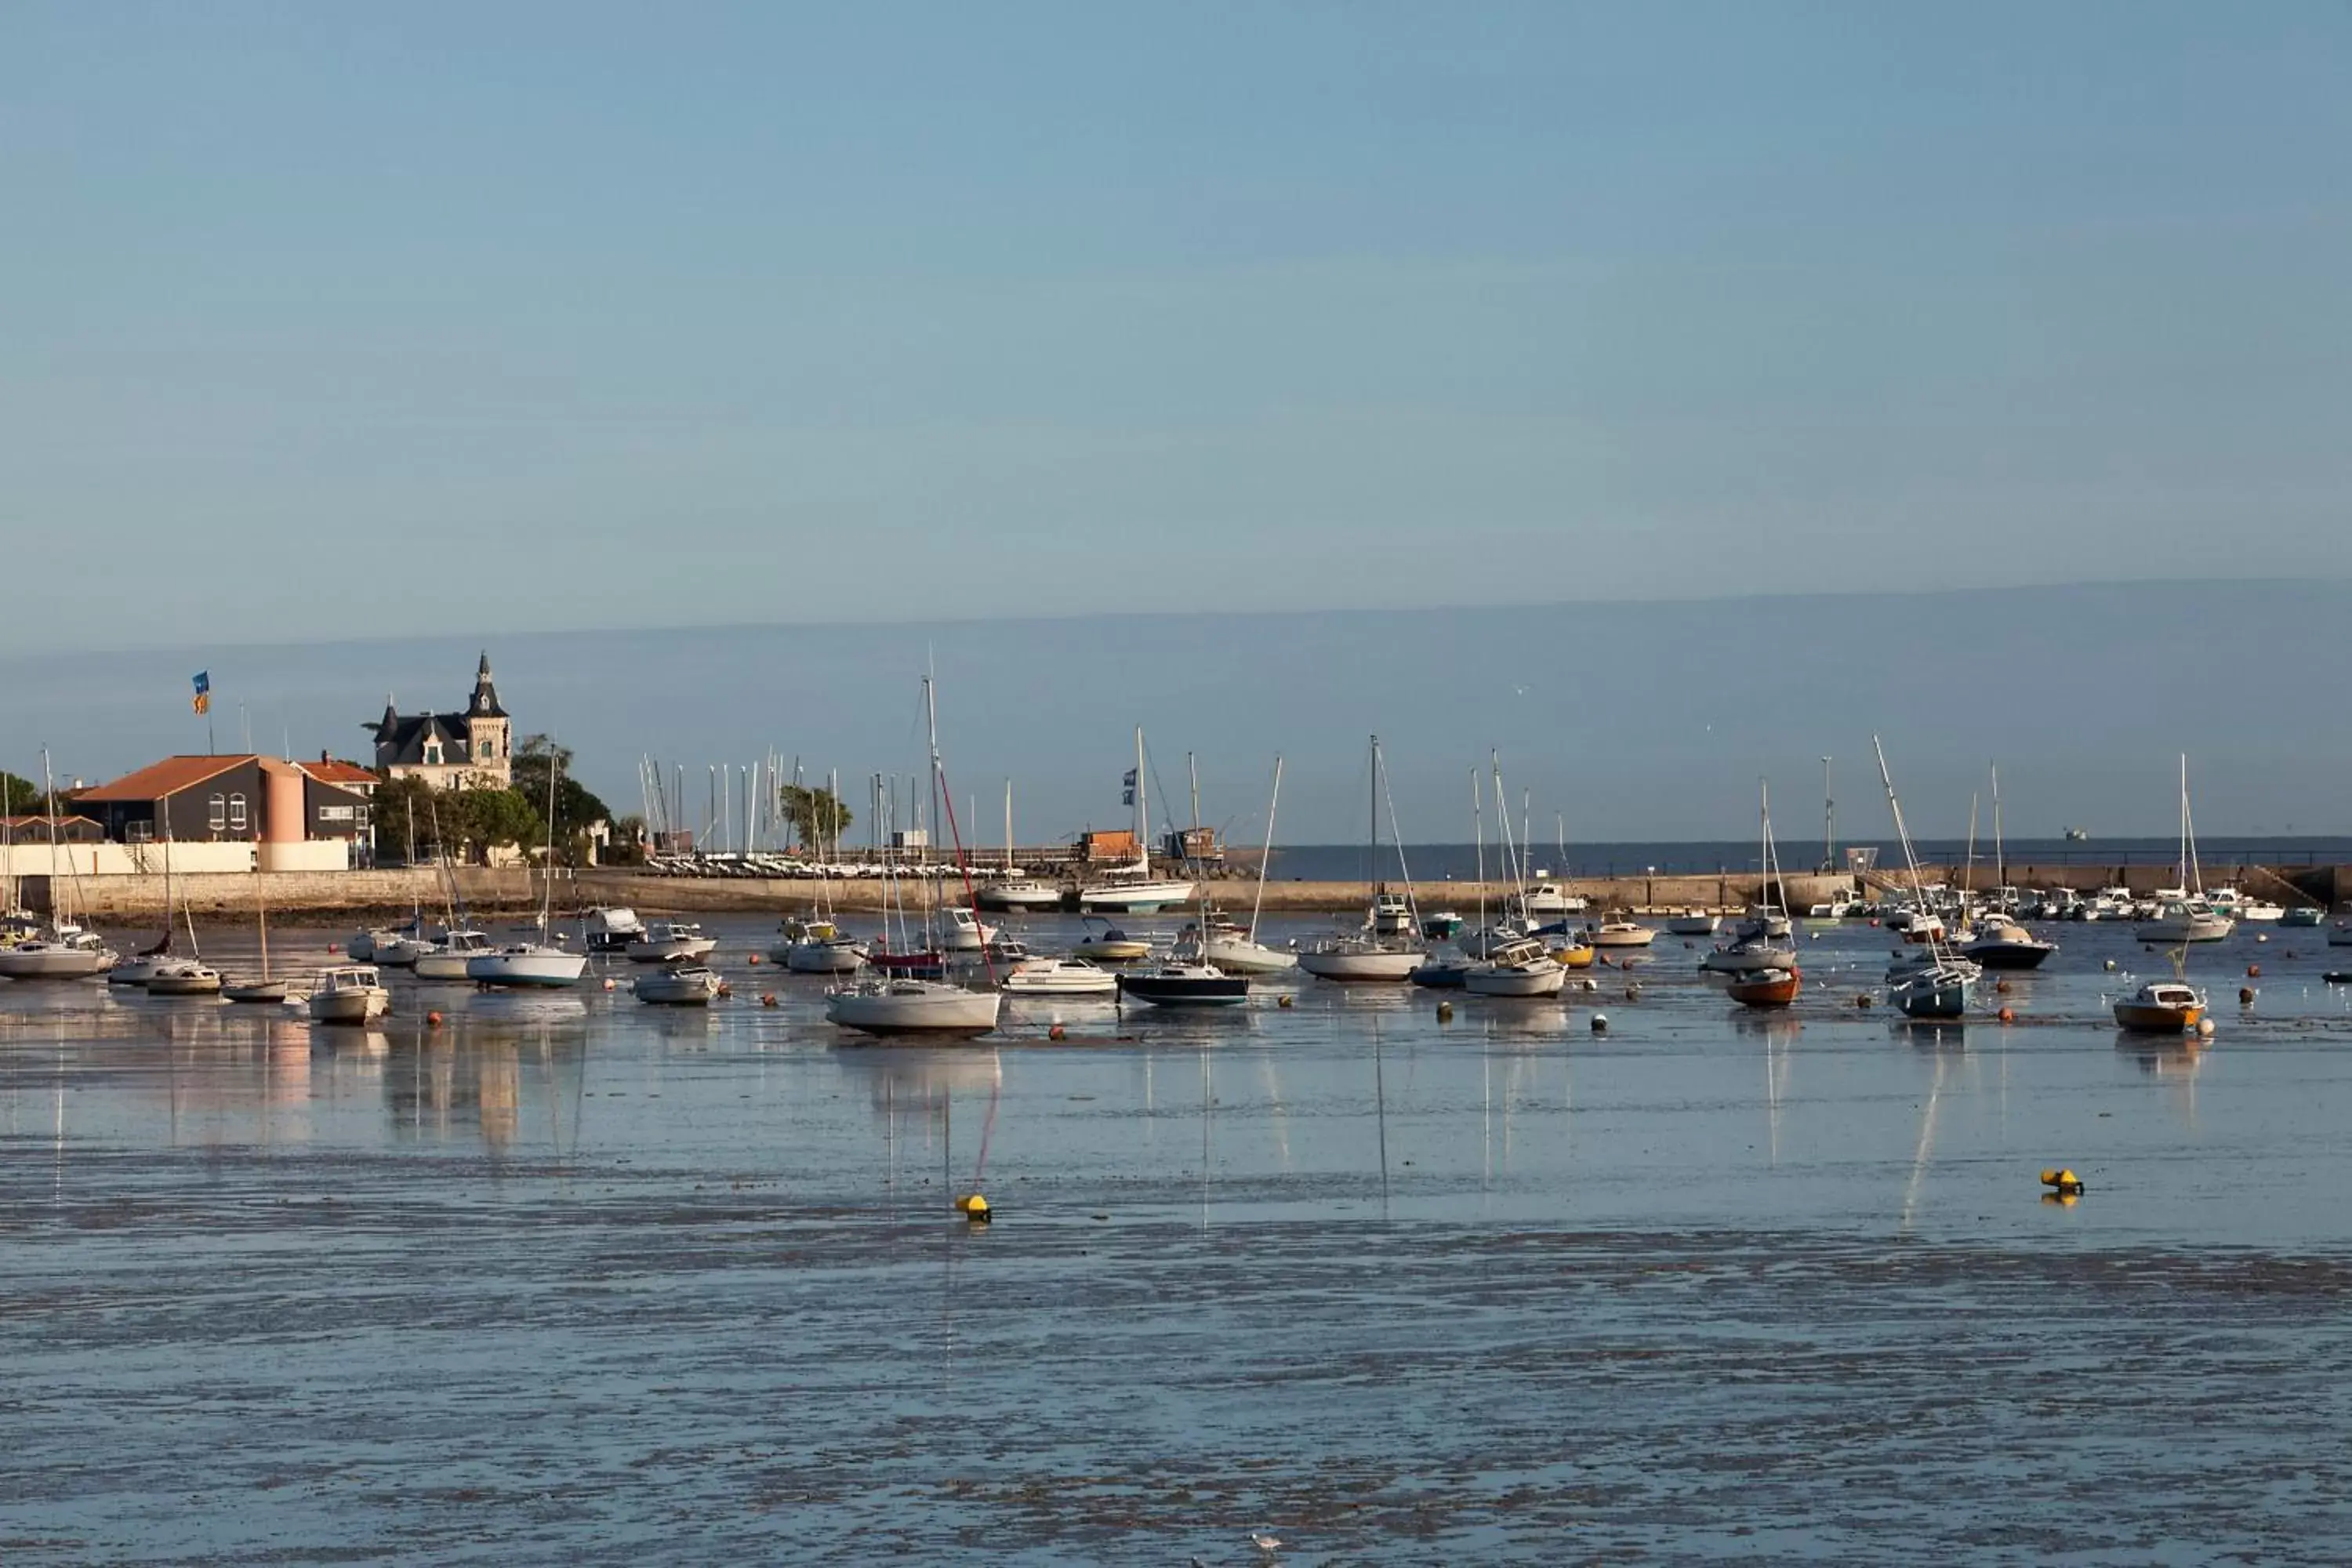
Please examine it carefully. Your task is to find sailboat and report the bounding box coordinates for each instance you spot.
[1119,757,1250,1007]
[1875,737,1976,1020]
[826,675,1003,1038]
[2132,757,2234,944]
[1465,760,1564,997]
[775,771,869,972]
[467,753,590,988]
[1701,782,1801,976]
[1298,736,1427,982]
[1199,756,1296,975]
[108,827,179,987]
[147,868,223,995]
[0,752,118,980]
[1961,764,2057,970]
[223,830,289,1002]
[1076,730,1195,913]
[975,780,1064,911]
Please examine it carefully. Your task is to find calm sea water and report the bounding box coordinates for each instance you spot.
[1270,836,2352,880]
[8,913,2352,1563]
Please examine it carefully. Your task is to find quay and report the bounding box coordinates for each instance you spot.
[12,860,2343,923]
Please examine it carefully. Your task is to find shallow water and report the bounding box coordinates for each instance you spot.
[6,914,2352,1563]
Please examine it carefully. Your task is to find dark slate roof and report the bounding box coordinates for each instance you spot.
[372,713,474,769]
[468,652,508,719]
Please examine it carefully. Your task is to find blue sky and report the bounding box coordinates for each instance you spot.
[3,2,2347,656]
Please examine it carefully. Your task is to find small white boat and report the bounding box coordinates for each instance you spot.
[1073,918,1154,965]
[0,932,119,980]
[467,942,590,988]
[221,979,290,1004]
[626,920,719,963]
[1001,956,1120,997]
[2133,902,2234,945]
[1463,937,1566,997]
[826,978,1000,1037]
[1664,911,1722,937]
[1076,874,1196,915]
[633,964,723,1006]
[1699,937,1799,976]
[1201,930,1297,975]
[975,877,1064,912]
[2280,906,2325,929]
[345,927,396,963]
[1585,920,1656,949]
[310,964,390,1025]
[1370,888,1414,935]
[583,906,648,953]
[376,934,434,968]
[107,952,171,988]
[941,906,997,953]
[414,929,495,980]
[1515,880,1588,918]
[146,960,223,996]
[2328,922,2352,949]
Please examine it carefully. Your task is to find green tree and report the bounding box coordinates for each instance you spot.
[448,786,544,862]
[369,774,452,862]
[511,735,612,855]
[0,769,44,817]
[779,783,855,853]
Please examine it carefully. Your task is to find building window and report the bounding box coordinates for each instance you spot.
[208,794,227,832]
[127,819,153,844]
[354,804,372,829]
[228,793,248,833]
[424,742,442,765]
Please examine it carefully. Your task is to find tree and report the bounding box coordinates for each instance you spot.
[0,769,44,817]
[511,735,612,853]
[779,783,855,853]
[369,775,452,862]
[448,786,544,862]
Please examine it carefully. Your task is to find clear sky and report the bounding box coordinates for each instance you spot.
[3,2,2348,657]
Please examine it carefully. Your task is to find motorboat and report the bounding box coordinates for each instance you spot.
[1463,937,1566,998]
[1515,880,1587,919]
[2114,980,2205,1033]
[1960,923,2056,970]
[825,978,1001,1037]
[975,877,1064,912]
[2328,922,2352,949]
[633,964,723,1006]
[146,960,223,996]
[2281,906,2325,929]
[583,906,648,953]
[1457,923,1526,960]
[414,928,495,981]
[940,907,997,953]
[1899,912,1947,945]
[1585,920,1656,949]
[0,931,119,980]
[2205,889,2281,923]
[1664,911,1722,937]
[2133,901,2234,945]
[626,920,719,963]
[1699,936,1799,976]
[1726,965,1802,1009]
[1420,910,1464,941]
[1733,908,1793,942]
[1073,918,1152,965]
[775,917,867,974]
[107,951,171,988]
[1298,935,1424,982]
[310,964,390,1025]
[1407,953,1472,989]
[1001,956,1120,997]
[1116,961,1250,1007]
[1548,938,1596,969]
[466,941,590,989]
[1370,887,1414,935]
[345,927,397,963]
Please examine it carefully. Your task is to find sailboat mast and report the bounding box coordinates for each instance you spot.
[1991,764,2005,891]
[1248,756,1283,943]
[1963,793,1978,902]
[1474,767,1486,937]
[1134,726,1151,877]
[1822,755,1835,873]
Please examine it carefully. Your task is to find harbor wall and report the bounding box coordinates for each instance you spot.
[17,864,2342,922]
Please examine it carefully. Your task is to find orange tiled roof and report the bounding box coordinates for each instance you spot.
[299,759,380,786]
[75,754,303,802]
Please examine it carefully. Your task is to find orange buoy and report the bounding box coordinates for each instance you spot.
[2245,964,2260,978]
[1997,1006,2015,1023]
[1994,979,2013,994]
[760,993,779,1007]
[327,942,339,953]
[426,1010,444,1027]
[748,953,762,966]
[717,982,732,998]
[1048,1023,1067,1040]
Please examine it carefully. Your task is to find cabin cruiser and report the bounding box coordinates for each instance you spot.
[1463,936,1566,998]
[825,977,1000,1037]
[1116,960,1250,1007]
[310,964,390,1025]
[583,906,648,953]
[626,920,720,963]
[2281,906,2326,929]
[1370,887,1414,935]
[975,876,1064,912]
[2133,900,2234,945]
[1419,909,1464,941]
[1960,922,2056,971]
[1515,880,1588,919]
[940,907,997,953]
[1584,920,1657,949]
[414,928,495,981]
[467,938,590,988]
[773,916,866,973]
[1664,910,1722,937]
[1000,956,1120,997]
[2114,980,2204,1033]
[0,928,119,980]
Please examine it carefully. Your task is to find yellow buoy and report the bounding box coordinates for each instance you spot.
[1277,993,1294,1008]
[1436,1000,1454,1022]
[2040,1167,2085,1194]
[955,1193,992,1221]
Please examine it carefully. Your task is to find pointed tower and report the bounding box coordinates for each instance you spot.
[464,652,512,784]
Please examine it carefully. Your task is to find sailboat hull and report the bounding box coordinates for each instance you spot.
[1203,936,1297,974]
[0,945,117,979]
[1076,881,1196,913]
[1116,971,1250,1007]
[466,948,589,987]
[222,981,290,1004]
[1298,949,1423,982]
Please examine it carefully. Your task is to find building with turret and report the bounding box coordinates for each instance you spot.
[368,653,514,790]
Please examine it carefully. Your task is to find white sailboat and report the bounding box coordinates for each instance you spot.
[1299,736,1427,982]
[1701,781,1800,976]
[2132,757,2234,945]
[1465,760,1563,997]
[1202,756,1296,975]
[467,753,589,989]
[977,780,1065,911]
[826,673,1002,1038]
[1076,729,1195,913]
[0,752,116,980]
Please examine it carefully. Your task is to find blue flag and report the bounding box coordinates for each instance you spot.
[191,670,212,716]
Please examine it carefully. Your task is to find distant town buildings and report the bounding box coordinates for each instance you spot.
[369,653,514,790]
